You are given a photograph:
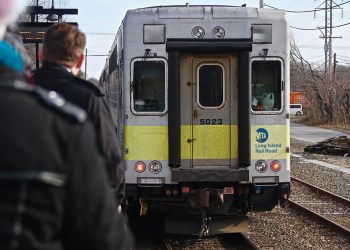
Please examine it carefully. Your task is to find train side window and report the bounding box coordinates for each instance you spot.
[131,59,167,114]
[197,64,224,108]
[251,59,283,113]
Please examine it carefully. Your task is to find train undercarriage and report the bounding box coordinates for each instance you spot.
[126,182,290,236]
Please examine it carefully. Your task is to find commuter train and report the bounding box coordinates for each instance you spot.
[100,5,291,236]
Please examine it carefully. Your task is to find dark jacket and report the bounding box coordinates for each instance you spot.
[32,63,125,204]
[0,68,133,250]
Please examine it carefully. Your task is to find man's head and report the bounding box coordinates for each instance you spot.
[42,23,86,74]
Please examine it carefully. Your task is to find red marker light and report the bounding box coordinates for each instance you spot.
[135,162,146,173]
[224,187,234,194]
[271,161,281,172]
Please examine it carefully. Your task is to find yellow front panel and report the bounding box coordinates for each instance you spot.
[251,125,289,160]
[124,126,168,161]
[193,125,230,159]
[124,125,241,161]
[180,125,191,159]
[181,125,238,160]
[230,125,239,158]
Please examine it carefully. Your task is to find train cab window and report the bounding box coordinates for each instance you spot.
[131,59,167,114]
[197,64,224,108]
[251,59,283,113]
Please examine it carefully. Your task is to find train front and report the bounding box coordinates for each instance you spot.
[121,5,291,236]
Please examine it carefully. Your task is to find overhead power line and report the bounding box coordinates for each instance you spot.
[264,1,350,13]
[85,32,116,35]
[264,4,319,13]
[291,26,318,30]
[291,22,350,30]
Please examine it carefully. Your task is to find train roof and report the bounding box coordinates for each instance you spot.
[125,5,286,20]
[135,5,242,9]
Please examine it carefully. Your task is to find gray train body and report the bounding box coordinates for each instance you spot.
[100,5,291,235]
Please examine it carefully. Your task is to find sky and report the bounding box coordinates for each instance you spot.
[62,0,350,79]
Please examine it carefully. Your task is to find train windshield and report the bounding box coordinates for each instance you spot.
[251,59,283,112]
[132,59,166,114]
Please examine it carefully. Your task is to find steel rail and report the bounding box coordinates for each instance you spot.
[291,177,350,206]
[289,177,350,239]
[287,199,350,239]
[240,233,261,250]
[161,230,173,250]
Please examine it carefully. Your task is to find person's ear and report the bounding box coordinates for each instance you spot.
[76,54,84,69]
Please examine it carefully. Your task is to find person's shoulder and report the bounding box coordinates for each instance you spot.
[72,76,105,97]
[3,79,87,123]
[35,85,87,123]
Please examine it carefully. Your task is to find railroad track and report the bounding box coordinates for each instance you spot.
[130,208,261,249]
[288,177,350,239]
[132,213,261,250]
[163,232,260,249]
[161,230,173,250]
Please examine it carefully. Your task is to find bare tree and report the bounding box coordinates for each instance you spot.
[291,36,350,125]
[26,0,69,8]
[25,0,69,21]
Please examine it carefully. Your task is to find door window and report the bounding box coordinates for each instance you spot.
[197,64,224,108]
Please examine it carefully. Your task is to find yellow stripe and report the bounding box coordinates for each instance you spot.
[231,125,239,158]
[124,126,168,161]
[181,125,237,159]
[125,125,239,161]
[180,125,191,159]
[124,124,290,161]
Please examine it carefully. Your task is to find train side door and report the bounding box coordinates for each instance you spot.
[180,55,236,167]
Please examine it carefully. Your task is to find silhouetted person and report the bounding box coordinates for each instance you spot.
[0,1,133,249]
[32,23,125,205]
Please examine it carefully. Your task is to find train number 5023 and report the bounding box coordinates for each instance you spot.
[199,119,223,125]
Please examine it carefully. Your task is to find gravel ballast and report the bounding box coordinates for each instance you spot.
[246,138,350,250]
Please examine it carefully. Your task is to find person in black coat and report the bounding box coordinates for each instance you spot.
[32,23,125,205]
[0,16,133,250]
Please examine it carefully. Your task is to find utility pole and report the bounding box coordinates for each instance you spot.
[260,0,264,8]
[316,0,342,81]
[332,53,337,82]
[328,0,333,79]
[84,49,109,80]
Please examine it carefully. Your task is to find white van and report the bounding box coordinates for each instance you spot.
[290,104,303,116]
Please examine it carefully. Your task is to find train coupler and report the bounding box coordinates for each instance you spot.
[188,188,224,209]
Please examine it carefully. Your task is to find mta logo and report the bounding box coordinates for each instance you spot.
[256,128,268,143]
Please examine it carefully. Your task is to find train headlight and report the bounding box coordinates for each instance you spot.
[212,26,225,39]
[252,24,272,44]
[144,24,166,44]
[271,160,281,172]
[192,26,205,39]
[149,161,162,174]
[255,160,268,173]
[135,161,146,173]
